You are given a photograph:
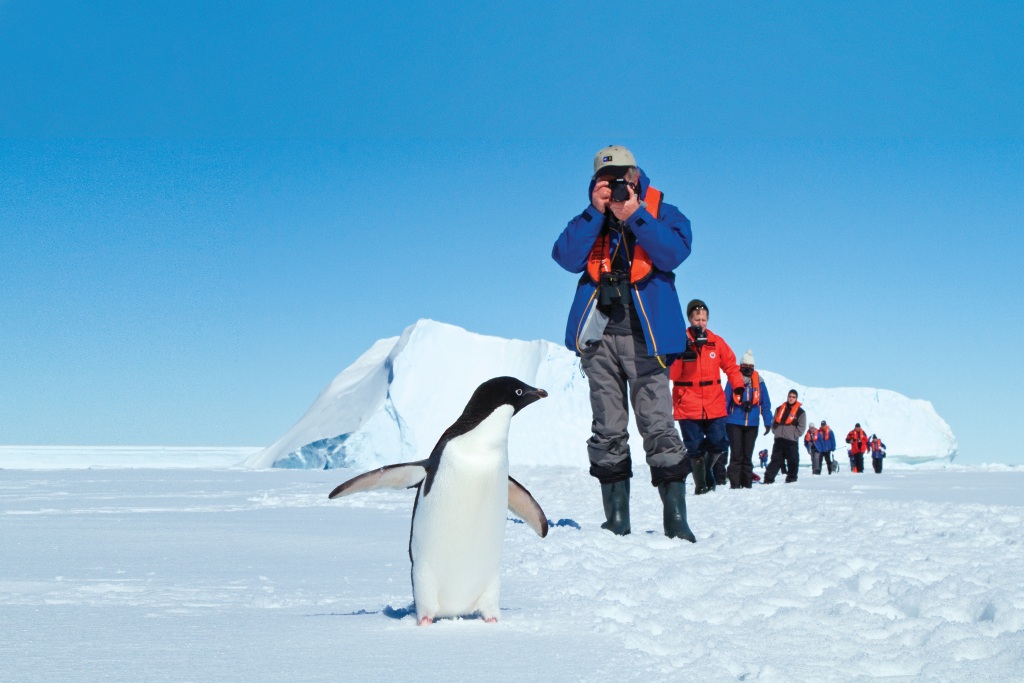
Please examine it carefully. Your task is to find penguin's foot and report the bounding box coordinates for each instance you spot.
[417,616,433,626]
[483,617,498,624]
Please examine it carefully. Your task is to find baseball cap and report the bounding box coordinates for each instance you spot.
[593,145,636,176]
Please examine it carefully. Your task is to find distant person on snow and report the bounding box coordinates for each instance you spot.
[764,389,807,484]
[870,434,887,473]
[804,424,820,474]
[669,299,745,495]
[758,449,769,469]
[846,423,870,473]
[552,145,695,541]
[723,349,773,489]
[814,420,837,474]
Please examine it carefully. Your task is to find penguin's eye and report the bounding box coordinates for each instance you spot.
[515,389,523,396]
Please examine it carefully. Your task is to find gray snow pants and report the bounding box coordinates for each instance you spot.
[811,450,834,474]
[580,332,688,486]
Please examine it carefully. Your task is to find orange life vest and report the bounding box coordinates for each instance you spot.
[732,371,761,406]
[586,186,663,284]
[847,428,869,454]
[774,401,803,426]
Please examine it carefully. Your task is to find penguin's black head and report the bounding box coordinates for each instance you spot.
[467,376,548,417]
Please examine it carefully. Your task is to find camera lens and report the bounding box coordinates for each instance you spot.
[610,181,631,202]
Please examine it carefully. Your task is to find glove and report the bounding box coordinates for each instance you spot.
[764,425,771,435]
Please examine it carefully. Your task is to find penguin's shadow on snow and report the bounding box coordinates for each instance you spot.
[305,605,415,619]
[510,517,581,530]
[308,603,519,621]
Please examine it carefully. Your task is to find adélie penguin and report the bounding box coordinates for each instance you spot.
[328,376,549,626]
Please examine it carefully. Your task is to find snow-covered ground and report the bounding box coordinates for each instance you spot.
[3,462,1022,682]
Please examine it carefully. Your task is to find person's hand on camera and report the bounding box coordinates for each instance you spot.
[591,180,611,213]
[609,182,640,221]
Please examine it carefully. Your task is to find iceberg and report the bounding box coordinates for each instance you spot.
[245,320,957,470]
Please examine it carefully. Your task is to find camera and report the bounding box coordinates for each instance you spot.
[598,271,629,307]
[608,178,633,202]
[689,326,708,347]
[680,326,707,362]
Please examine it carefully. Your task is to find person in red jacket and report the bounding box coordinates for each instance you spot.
[669,299,744,494]
[846,423,870,473]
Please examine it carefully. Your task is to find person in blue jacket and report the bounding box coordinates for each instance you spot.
[552,145,694,541]
[813,420,837,474]
[723,349,773,488]
[870,434,887,473]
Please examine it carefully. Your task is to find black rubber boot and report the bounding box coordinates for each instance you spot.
[690,456,709,495]
[707,452,721,491]
[599,480,631,535]
[658,481,696,542]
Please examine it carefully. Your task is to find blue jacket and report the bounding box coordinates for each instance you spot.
[723,379,772,428]
[552,168,692,358]
[814,427,837,453]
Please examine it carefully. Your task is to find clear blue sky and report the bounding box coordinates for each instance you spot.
[2,2,1021,463]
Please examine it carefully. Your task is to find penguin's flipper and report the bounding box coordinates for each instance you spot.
[328,462,428,499]
[507,476,548,538]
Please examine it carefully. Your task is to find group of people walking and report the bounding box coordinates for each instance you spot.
[803,422,838,475]
[552,144,888,543]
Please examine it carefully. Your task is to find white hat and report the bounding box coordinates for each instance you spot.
[740,349,755,365]
[593,145,636,175]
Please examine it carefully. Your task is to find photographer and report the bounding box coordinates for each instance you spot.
[552,145,694,541]
[669,299,745,494]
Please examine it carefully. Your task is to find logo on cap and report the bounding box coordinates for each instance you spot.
[602,155,613,163]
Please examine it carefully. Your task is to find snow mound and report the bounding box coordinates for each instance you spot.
[245,320,957,470]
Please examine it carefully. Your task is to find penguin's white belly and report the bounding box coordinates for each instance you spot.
[410,410,511,618]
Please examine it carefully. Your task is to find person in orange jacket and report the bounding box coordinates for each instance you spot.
[846,423,870,473]
[804,424,819,473]
[668,299,745,494]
